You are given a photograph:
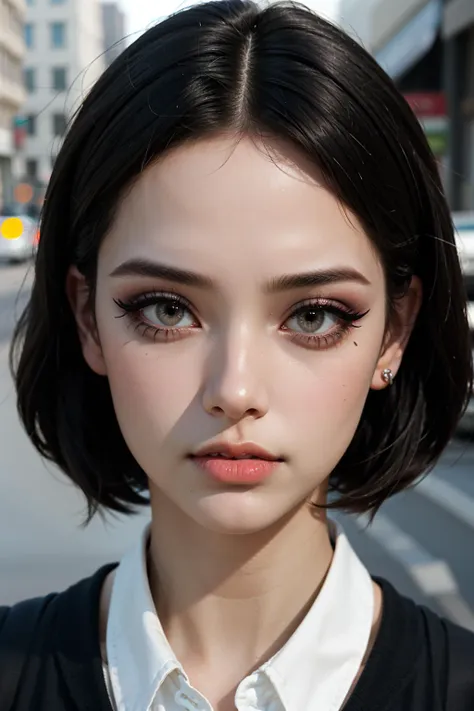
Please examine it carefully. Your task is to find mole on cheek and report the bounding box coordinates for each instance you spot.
[353,341,358,347]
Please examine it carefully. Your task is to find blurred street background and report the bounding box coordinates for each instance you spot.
[0,0,474,630]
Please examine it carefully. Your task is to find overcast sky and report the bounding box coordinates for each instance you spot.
[120,0,340,41]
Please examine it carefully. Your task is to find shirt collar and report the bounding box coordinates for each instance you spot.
[106,523,180,711]
[262,519,374,710]
[106,519,374,711]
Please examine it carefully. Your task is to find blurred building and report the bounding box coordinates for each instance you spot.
[341,0,447,159]
[102,2,126,68]
[443,0,474,210]
[339,0,474,208]
[0,0,27,208]
[339,0,379,49]
[18,0,106,193]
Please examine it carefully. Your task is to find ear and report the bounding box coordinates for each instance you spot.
[371,276,422,391]
[66,266,108,376]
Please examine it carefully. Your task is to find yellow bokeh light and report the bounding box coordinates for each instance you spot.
[1,217,23,240]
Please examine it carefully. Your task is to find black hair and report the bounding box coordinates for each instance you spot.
[9,0,473,522]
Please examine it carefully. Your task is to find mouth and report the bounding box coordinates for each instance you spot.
[189,443,284,484]
[192,453,282,461]
[190,442,282,461]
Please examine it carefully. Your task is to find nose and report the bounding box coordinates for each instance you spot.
[201,325,269,421]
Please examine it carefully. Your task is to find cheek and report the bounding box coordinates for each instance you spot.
[279,335,382,444]
[100,336,202,445]
[94,292,201,428]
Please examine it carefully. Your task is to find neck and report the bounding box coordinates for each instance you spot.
[147,489,334,675]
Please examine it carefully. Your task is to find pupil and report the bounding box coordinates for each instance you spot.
[158,302,183,325]
[165,304,180,316]
[298,309,323,332]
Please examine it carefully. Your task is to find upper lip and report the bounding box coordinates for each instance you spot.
[191,442,281,460]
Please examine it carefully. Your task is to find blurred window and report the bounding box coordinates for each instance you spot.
[24,68,35,93]
[52,67,67,91]
[26,160,38,180]
[52,113,67,137]
[51,0,67,5]
[26,115,36,136]
[25,23,34,49]
[50,22,66,49]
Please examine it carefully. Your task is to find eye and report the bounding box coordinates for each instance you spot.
[281,300,369,350]
[113,292,199,342]
[141,299,196,329]
[284,305,339,335]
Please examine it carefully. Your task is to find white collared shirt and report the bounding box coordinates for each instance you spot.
[103,520,374,711]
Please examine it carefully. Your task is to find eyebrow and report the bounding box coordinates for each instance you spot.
[109,258,370,291]
[109,259,214,288]
[264,267,370,292]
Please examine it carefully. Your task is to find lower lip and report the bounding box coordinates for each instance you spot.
[191,457,279,484]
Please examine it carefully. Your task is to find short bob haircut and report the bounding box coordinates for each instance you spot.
[10,0,473,522]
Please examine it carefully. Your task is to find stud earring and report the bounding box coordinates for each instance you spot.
[382,368,394,386]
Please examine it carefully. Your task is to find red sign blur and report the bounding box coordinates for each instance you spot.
[14,124,26,150]
[404,92,447,118]
[14,183,34,204]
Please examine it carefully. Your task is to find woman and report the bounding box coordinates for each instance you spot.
[1,1,473,709]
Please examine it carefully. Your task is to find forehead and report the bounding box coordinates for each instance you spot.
[102,134,383,282]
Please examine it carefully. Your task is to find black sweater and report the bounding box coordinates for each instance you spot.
[1,563,474,711]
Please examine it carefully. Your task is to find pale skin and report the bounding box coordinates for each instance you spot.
[67,134,422,711]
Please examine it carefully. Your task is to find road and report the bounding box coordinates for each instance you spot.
[0,262,473,631]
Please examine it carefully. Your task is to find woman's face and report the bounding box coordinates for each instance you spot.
[70,135,418,533]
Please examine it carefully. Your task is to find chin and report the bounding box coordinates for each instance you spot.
[191,491,294,535]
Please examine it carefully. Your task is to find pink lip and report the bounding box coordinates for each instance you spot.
[192,441,279,460]
[191,456,279,484]
[190,441,282,484]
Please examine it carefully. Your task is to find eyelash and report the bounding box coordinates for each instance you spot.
[281,298,367,349]
[114,291,197,343]
[113,291,369,350]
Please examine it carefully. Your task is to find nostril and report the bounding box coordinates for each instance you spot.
[209,405,225,416]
